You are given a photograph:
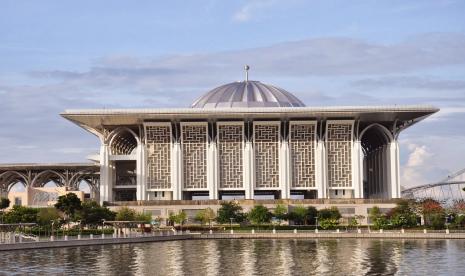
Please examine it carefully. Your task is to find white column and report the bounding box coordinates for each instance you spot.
[171,142,183,200]
[244,141,254,199]
[135,143,147,201]
[315,140,326,199]
[99,144,111,204]
[352,140,364,198]
[279,140,290,199]
[373,150,381,198]
[207,141,218,199]
[382,145,389,198]
[388,141,401,198]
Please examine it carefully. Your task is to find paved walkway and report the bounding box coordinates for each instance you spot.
[0,233,192,251]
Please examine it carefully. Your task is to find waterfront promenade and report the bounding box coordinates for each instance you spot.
[2,229,465,251]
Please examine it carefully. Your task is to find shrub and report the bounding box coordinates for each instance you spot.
[248,205,272,225]
[319,218,339,230]
[369,206,388,230]
[3,205,39,223]
[307,206,318,225]
[195,208,216,226]
[273,204,288,224]
[37,208,61,227]
[77,201,116,227]
[115,206,137,221]
[288,205,308,225]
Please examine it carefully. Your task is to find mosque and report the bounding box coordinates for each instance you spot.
[1,67,438,207]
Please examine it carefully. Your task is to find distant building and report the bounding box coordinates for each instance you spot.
[8,186,84,209]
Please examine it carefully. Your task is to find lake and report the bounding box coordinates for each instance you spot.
[0,239,464,275]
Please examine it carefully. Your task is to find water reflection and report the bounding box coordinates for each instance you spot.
[0,239,464,275]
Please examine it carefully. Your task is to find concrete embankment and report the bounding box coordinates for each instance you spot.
[195,232,465,240]
[0,234,193,251]
[2,232,465,251]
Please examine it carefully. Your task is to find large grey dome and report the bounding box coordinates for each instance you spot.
[191,80,306,108]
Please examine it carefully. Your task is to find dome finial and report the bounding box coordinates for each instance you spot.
[244,65,250,82]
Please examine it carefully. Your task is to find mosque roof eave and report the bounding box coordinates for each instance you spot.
[61,105,439,133]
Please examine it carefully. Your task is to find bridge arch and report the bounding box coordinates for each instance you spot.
[31,170,66,187]
[69,172,100,200]
[0,171,28,189]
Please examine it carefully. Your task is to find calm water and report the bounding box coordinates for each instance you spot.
[0,239,464,275]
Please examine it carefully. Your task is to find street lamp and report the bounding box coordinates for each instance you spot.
[102,219,106,236]
[51,220,55,237]
[77,220,82,235]
[229,217,234,232]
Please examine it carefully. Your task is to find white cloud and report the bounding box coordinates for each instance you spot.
[401,143,435,187]
[406,144,433,167]
[232,0,278,22]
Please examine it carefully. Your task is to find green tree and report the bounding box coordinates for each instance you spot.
[318,207,341,220]
[216,202,245,224]
[171,210,187,230]
[0,197,11,223]
[195,208,216,226]
[115,206,137,221]
[77,201,116,227]
[54,193,82,222]
[388,199,417,228]
[168,212,177,226]
[37,208,61,228]
[175,210,187,226]
[307,206,318,225]
[273,204,288,225]
[317,207,342,229]
[369,206,389,230]
[421,198,445,229]
[288,205,308,225]
[248,205,272,225]
[135,212,152,224]
[3,205,39,223]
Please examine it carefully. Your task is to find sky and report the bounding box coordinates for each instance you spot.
[1,0,465,188]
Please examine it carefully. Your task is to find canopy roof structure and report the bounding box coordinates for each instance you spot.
[62,105,438,135]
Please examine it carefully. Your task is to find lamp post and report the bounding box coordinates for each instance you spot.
[229,217,233,233]
[51,220,55,239]
[102,219,106,238]
[315,217,318,230]
[77,220,82,235]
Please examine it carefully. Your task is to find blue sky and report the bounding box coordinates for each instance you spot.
[1,0,465,188]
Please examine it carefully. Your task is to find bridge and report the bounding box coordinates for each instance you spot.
[0,163,100,200]
[401,167,465,205]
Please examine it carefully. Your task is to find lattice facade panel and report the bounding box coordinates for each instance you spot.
[326,122,353,188]
[254,123,280,188]
[218,124,244,189]
[146,125,171,190]
[289,123,316,188]
[182,124,207,189]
